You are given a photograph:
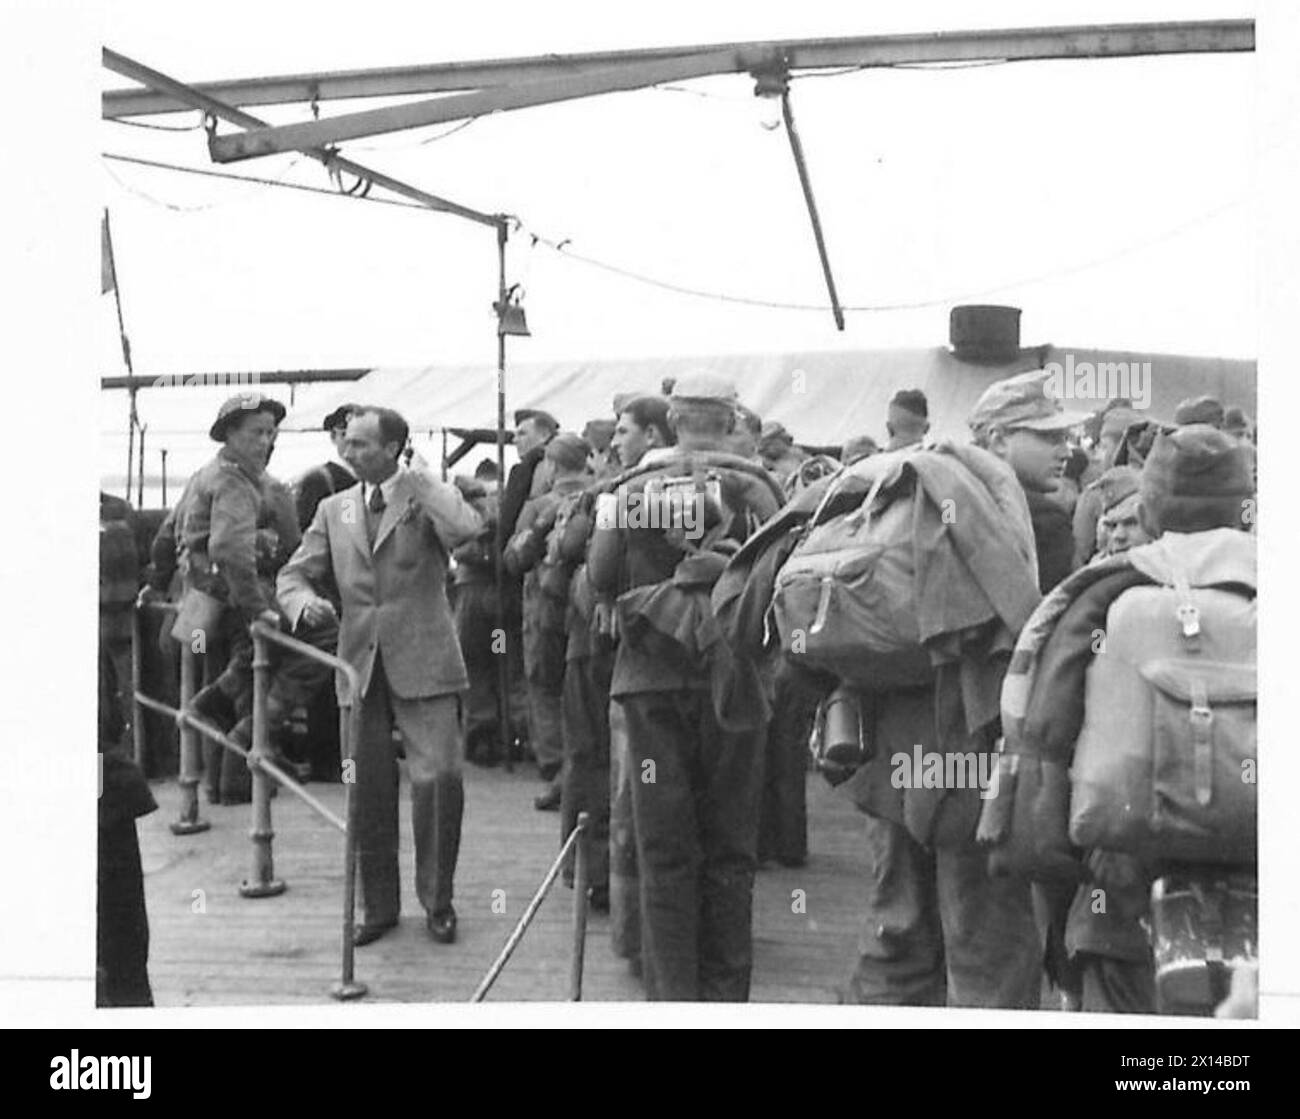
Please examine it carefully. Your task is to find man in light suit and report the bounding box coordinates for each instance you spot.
[277,407,482,946]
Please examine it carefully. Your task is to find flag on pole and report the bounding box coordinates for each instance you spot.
[101,210,117,294]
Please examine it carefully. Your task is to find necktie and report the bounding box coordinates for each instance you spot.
[366,485,386,546]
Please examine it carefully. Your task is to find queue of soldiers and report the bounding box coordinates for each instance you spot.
[98,370,1257,1011]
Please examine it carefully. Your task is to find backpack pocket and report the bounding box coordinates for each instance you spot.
[1141,659,1256,863]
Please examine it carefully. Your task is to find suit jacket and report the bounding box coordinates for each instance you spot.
[277,465,483,703]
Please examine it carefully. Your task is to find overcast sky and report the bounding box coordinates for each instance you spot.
[91,0,1275,491]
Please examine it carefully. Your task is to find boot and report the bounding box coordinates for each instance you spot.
[218,727,252,805]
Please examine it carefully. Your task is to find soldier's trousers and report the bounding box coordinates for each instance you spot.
[1077,953,1157,1014]
[608,698,640,962]
[620,689,765,1002]
[456,580,527,751]
[209,609,338,725]
[203,610,338,799]
[845,815,1042,1008]
[522,618,566,780]
[560,646,613,895]
[758,667,816,867]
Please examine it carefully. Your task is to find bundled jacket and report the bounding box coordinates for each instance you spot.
[715,441,1040,734]
[712,441,1042,847]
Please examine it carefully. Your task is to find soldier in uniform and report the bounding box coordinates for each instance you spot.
[844,370,1087,1008]
[505,433,592,810]
[601,395,676,971]
[589,373,783,1001]
[294,404,359,532]
[177,393,335,803]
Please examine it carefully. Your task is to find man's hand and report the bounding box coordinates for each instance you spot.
[301,597,338,628]
[405,444,433,474]
[136,586,162,609]
[252,608,282,633]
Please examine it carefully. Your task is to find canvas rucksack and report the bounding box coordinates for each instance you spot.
[771,466,934,691]
[610,452,781,574]
[1068,532,1257,864]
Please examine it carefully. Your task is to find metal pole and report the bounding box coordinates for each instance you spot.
[136,424,146,508]
[169,644,210,835]
[240,629,286,898]
[106,209,139,500]
[470,822,584,1002]
[332,699,367,1000]
[494,222,513,773]
[130,604,146,770]
[125,389,136,502]
[781,90,845,331]
[160,448,168,507]
[569,811,591,1001]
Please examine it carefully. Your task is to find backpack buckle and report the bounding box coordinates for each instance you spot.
[1176,602,1201,640]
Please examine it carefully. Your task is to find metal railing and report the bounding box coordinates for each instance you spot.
[470,811,591,1002]
[132,604,367,1000]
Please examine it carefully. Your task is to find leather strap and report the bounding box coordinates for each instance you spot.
[1190,676,1215,807]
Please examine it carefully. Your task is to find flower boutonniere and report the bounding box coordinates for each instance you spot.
[397,497,421,526]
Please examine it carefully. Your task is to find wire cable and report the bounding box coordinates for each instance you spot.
[106,114,205,132]
[515,194,1247,313]
[101,152,430,212]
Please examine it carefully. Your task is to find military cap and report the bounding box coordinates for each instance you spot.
[544,431,592,472]
[1223,406,1250,436]
[514,408,559,432]
[209,392,286,441]
[841,434,880,465]
[582,418,616,452]
[968,369,1091,435]
[1091,465,1141,514]
[323,402,361,431]
[669,370,738,404]
[1173,395,1225,428]
[1141,423,1253,502]
[1100,406,1142,443]
[759,420,794,446]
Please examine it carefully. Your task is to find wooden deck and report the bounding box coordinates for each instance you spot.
[138,763,869,1005]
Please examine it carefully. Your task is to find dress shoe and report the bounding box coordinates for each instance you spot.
[533,784,562,812]
[427,908,457,944]
[352,919,398,947]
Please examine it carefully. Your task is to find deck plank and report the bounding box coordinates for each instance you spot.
[137,762,868,1005]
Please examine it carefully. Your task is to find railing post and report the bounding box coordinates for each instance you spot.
[240,626,285,898]
[169,643,210,836]
[332,696,367,1000]
[569,812,591,1001]
[130,604,146,771]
